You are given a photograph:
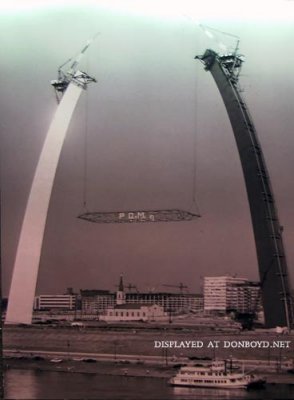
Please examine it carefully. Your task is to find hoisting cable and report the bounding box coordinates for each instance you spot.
[82,56,90,211]
[190,27,202,217]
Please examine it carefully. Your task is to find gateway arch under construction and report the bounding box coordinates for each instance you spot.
[5,39,97,325]
[196,49,293,328]
[5,39,293,329]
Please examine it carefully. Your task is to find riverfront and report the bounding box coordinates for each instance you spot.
[3,324,294,399]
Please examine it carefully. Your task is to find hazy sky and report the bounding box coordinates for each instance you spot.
[1,2,294,296]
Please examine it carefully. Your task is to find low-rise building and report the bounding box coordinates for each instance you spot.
[80,290,115,314]
[100,303,168,322]
[34,294,76,311]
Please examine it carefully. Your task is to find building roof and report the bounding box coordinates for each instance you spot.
[113,303,160,310]
[80,289,112,296]
[125,292,203,298]
[80,289,203,298]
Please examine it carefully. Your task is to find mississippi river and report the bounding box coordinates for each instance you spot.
[4,369,294,400]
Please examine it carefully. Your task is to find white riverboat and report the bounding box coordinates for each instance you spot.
[169,360,266,389]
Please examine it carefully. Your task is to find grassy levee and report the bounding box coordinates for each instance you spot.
[3,324,294,363]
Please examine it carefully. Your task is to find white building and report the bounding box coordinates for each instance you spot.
[34,294,76,311]
[204,276,260,314]
[100,303,168,322]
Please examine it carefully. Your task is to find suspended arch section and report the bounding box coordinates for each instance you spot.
[196,49,293,329]
[78,209,200,224]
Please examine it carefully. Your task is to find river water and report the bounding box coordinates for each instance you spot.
[4,369,294,400]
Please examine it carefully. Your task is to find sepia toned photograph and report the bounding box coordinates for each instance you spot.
[0,1,294,399]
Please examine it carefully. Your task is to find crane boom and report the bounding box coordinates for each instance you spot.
[51,34,98,99]
[162,283,188,293]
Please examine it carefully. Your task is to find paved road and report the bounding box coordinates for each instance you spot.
[4,348,293,373]
[4,348,183,365]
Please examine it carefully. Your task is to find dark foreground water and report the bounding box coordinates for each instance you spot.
[4,369,294,400]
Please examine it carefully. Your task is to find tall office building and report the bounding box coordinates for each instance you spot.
[204,276,260,314]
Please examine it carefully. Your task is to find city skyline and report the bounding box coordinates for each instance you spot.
[30,271,259,296]
[1,5,294,297]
